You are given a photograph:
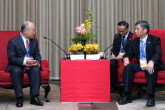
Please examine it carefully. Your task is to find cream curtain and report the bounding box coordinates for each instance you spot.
[0,0,165,79]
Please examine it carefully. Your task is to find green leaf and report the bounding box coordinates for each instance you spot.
[72,37,81,44]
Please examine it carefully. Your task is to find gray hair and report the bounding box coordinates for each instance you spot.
[135,20,150,33]
[21,21,29,32]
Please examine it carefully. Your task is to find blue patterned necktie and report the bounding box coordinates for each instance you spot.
[140,40,146,70]
[140,40,146,59]
[122,36,126,46]
[120,36,126,52]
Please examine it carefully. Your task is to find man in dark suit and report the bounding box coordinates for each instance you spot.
[110,21,133,92]
[118,20,165,107]
[5,21,43,107]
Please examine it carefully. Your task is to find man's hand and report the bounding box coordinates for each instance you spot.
[26,58,36,65]
[31,61,40,67]
[123,57,129,66]
[110,55,122,60]
[116,56,123,60]
[146,60,154,74]
[110,54,116,58]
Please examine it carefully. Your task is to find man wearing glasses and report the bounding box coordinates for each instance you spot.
[110,21,133,93]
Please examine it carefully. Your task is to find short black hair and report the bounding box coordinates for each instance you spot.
[118,21,129,29]
[21,22,29,32]
[135,20,150,33]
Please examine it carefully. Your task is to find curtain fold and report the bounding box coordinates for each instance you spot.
[0,0,164,79]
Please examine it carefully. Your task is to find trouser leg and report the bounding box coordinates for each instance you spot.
[11,67,24,97]
[110,59,119,89]
[27,66,41,97]
[123,63,141,93]
[145,66,158,95]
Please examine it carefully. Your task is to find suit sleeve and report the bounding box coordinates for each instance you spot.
[7,40,24,66]
[150,37,162,64]
[111,34,120,56]
[123,41,134,60]
[34,39,41,65]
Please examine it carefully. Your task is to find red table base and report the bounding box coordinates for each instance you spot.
[61,59,110,102]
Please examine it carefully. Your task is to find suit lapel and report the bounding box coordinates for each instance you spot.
[17,36,27,54]
[119,35,122,45]
[124,32,132,48]
[146,35,151,60]
[135,38,140,60]
[28,39,34,55]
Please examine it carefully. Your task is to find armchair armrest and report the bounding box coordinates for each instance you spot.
[41,60,49,70]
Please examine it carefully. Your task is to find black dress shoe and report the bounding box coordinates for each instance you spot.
[118,95,132,105]
[16,97,23,107]
[30,97,44,106]
[146,97,155,107]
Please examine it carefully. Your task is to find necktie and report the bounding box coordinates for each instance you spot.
[140,40,146,58]
[122,36,126,46]
[26,40,29,51]
[24,40,30,72]
[120,36,126,52]
[140,40,146,70]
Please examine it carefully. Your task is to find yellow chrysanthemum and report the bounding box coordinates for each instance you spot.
[90,46,94,51]
[83,44,99,54]
[76,43,83,51]
[69,43,84,53]
[93,44,99,50]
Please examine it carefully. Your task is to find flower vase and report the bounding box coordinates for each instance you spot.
[81,40,86,46]
[86,53,100,60]
[70,51,84,60]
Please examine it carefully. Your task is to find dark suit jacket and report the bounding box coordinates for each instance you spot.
[111,31,133,56]
[5,35,41,72]
[124,34,165,70]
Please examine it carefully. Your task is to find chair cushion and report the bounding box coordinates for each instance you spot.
[118,69,165,84]
[0,70,50,85]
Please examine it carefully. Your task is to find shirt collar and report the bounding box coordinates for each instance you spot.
[123,31,129,39]
[20,32,29,42]
[140,34,148,43]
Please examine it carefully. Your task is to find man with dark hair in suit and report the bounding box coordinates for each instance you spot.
[110,21,133,92]
[5,21,43,107]
[118,20,165,107]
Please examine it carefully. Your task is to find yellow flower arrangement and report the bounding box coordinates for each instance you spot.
[69,43,84,54]
[69,9,100,55]
[84,44,99,54]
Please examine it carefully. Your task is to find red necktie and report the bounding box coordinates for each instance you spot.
[26,40,29,50]
[24,40,30,72]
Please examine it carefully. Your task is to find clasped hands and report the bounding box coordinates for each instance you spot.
[26,58,39,67]
[123,57,154,74]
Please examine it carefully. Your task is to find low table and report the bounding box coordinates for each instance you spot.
[61,59,110,102]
